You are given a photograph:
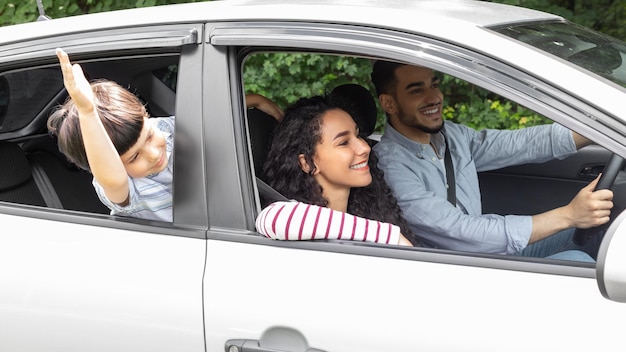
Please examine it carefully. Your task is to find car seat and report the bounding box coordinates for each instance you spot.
[247,107,279,180]
[329,83,378,145]
[0,141,47,206]
[21,135,110,214]
[246,108,287,206]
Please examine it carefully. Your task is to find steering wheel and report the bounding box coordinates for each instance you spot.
[573,153,626,246]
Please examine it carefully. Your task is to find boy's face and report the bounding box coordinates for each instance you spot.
[120,118,168,178]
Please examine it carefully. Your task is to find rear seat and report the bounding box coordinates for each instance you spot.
[0,136,108,214]
[21,135,109,214]
[0,141,48,207]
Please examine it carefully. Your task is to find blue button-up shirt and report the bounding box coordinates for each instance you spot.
[374,121,577,254]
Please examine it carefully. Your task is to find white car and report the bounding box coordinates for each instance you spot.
[1,1,626,351]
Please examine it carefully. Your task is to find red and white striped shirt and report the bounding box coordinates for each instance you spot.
[256,201,401,245]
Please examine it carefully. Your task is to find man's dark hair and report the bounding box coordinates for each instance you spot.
[371,60,405,97]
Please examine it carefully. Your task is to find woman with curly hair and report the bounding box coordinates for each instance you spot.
[255,95,418,246]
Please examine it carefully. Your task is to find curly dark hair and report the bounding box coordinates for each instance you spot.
[263,95,418,245]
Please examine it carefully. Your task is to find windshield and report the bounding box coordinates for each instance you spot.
[492,21,626,88]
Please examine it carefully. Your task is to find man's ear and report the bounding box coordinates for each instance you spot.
[379,94,397,115]
[298,154,317,174]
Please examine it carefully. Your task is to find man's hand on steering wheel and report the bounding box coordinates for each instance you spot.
[565,175,613,229]
[572,153,625,246]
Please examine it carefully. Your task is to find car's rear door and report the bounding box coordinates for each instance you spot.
[0,23,208,352]
[0,213,206,352]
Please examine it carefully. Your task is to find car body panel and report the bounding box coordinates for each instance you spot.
[203,238,622,352]
[0,211,206,352]
[1,1,626,351]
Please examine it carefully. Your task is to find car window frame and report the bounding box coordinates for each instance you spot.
[0,23,208,240]
[205,21,605,276]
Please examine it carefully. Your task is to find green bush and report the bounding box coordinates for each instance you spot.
[244,53,374,108]
[243,53,552,132]
[0,0,210,26]
[440,74,551,130]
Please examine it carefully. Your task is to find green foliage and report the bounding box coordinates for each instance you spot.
[243,53,374,110]
[243,51,553,132]
[439,74,551,130]
[442,95,551,130]
[0,0,210,26]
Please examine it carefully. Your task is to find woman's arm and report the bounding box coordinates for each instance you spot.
[246,93,284,121]
[256,201,411,246]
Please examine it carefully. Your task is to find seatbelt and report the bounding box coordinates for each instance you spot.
[443,135,456,206]
[256,177,288,202]
[30,161,64,209]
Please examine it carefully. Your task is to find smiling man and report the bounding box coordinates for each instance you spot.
[371,60,613,261]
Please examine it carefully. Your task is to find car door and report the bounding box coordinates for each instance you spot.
[0,23,208,352]
[201,22,626,351]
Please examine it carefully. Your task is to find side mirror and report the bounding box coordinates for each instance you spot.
[597,209,626,302]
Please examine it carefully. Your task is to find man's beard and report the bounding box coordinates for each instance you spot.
[398,110,444,134]
[415,122,444,134]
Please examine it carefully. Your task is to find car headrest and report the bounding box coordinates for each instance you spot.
[247,107,279,179]
[330,83,378,137]
[0,142,32,191]
[21,134,79,171]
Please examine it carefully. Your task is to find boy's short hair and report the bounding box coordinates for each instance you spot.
[47,79,147,171]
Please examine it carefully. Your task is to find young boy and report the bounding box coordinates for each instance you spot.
[48,48,282,221]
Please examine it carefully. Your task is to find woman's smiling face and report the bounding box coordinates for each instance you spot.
[309,108,372,194]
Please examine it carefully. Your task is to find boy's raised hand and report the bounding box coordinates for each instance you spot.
[56,48,95,115]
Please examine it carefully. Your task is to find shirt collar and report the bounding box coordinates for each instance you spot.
[381,121,447,159]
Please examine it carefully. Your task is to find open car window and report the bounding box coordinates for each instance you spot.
[242,50,615,265]
[0,54,179,219]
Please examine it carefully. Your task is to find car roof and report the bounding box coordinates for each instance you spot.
[0,0,560,46]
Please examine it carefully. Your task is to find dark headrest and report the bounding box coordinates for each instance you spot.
[21,134,80,170]
[330,83,378,136]
[247,108,279,179]
[0,142,32,191]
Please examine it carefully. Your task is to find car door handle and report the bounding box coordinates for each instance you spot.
[226,339,325,352]
[579,164,605,179]
[226,327,326,352]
